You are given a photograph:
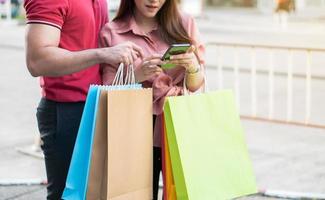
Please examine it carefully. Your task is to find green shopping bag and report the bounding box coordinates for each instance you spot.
[163,90,257,200]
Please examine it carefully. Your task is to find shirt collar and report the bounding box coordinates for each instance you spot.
[115,15,158,36]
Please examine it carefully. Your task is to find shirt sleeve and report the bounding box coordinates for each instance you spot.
[24,0,69,29]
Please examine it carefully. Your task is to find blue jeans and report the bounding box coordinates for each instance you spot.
[36,98,84,200]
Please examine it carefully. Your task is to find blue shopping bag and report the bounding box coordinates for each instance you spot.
[62,85,100,200]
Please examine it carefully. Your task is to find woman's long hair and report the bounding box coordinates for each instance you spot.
[114,0,192,45]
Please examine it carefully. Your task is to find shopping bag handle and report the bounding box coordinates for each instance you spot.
[125,64,136,85]
[112,63,136,86]
[183,64,209,96]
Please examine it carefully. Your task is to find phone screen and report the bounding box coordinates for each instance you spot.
[161,44,191,69]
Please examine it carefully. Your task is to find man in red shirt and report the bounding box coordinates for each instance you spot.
[24,0,143,199]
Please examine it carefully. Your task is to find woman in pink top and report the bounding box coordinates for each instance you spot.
[100,0,205,199]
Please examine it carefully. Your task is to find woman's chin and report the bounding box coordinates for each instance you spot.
[144,13,157,18]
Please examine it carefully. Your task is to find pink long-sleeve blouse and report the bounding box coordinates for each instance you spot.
[100,13,205,147]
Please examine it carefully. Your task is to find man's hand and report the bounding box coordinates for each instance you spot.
[98,41,144,67]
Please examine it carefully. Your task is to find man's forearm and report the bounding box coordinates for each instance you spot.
[25,24,143,77]
[26,46,103,77]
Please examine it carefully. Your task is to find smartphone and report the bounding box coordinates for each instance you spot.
[161,43,191,69]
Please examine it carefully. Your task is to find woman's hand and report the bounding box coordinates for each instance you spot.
[167,45,204,92]
[135,55,164,82]
[167,45,200,73]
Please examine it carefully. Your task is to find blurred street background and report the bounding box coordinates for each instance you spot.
[1,0,325,199]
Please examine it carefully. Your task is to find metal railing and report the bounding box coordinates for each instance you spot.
[206,42,325,129]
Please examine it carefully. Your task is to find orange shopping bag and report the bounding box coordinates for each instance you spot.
[161,114,176,200]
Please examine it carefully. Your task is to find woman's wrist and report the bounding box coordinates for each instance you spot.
[186,64,200,74]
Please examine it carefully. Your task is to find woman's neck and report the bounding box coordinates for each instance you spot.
[133,10,157,33]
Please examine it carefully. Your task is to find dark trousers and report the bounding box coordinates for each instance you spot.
[36,98,84,200]
[153,147,162,200]
[153,115,162,200]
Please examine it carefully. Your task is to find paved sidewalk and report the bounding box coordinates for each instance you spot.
[0,185,288,200]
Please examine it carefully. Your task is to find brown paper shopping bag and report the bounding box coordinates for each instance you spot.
[86,87,153,200]
[107,89,153,200]
[86,90,108,200]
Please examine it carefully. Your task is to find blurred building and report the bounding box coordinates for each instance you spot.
[205,0,325,11]
[204,0,257,7]
[257,0,325,12]
[181,0,203,16]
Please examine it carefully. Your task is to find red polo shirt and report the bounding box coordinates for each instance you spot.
[24,0,108,102]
